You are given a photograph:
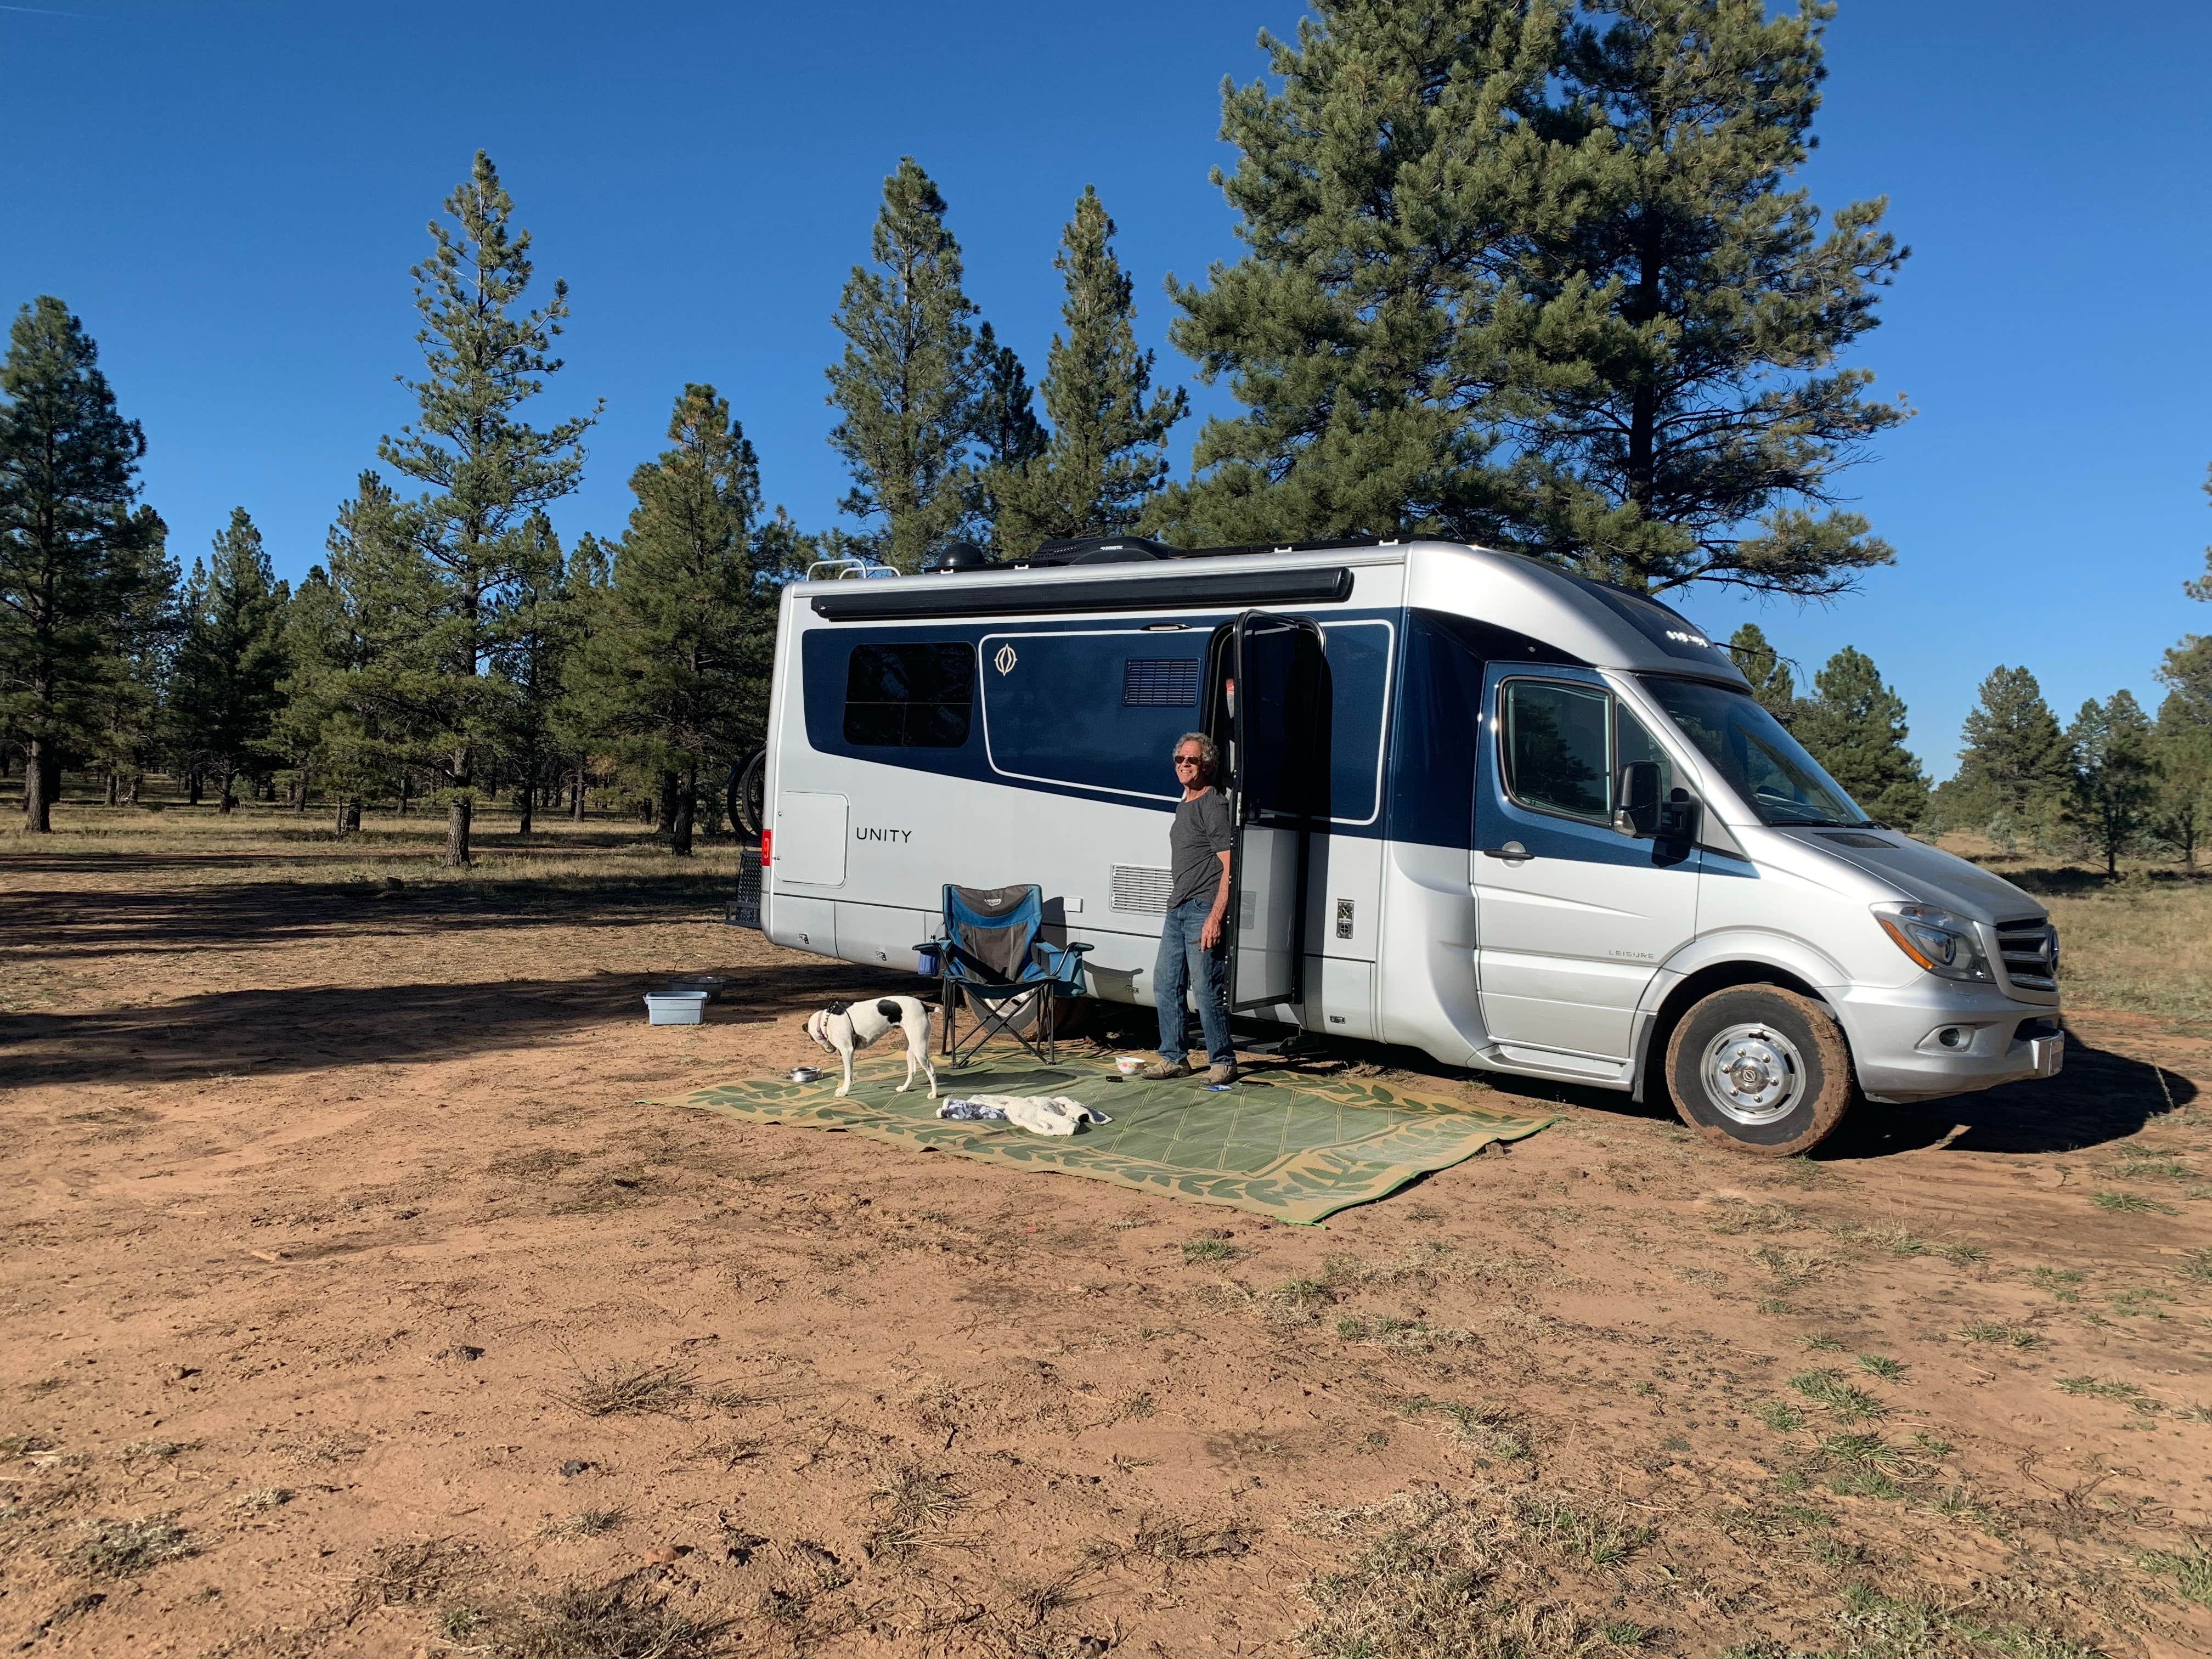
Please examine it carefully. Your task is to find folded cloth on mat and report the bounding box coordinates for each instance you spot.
[934,1098,1006,1121]
[936,1094,1110,1136]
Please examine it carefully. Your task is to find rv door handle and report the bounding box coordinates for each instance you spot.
[1480,842,1532,860]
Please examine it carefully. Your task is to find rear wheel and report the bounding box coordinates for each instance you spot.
[1664,985,1854,1156]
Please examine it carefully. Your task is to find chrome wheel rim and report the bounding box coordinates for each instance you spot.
[1700,1023,1805,1126]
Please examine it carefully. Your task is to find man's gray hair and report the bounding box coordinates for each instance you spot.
[1173,732,1219,768]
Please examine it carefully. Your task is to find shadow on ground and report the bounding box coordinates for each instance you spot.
[0,870,750,961]
[0,961,866,1089]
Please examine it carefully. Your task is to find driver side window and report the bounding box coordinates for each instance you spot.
[1500,679,1674,822]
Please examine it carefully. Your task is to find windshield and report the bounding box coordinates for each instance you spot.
[1640,676,1871,827]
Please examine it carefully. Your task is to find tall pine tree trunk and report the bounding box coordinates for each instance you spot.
[670,763,697,857]
[517,750,535,837]
[219,766,237,814]
[445,741,472,865]
[657,770,679,842]
[293,770,309,812]
[125,772,140,806]
[571,763,584,820]
[22,737,52,832]
[334,793,348,836]
[105,768,119,807]
[186,768,201,806]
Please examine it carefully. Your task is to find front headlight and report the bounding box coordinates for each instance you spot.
[1872,902,1994,983]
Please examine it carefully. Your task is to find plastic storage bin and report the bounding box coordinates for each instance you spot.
[643,991,709,1025]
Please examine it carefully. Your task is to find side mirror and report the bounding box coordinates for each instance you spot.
[1612,760,1661,837]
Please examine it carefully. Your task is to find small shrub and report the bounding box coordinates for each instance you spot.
[74,1516,193,1577]
[1789,1370,1887,1422]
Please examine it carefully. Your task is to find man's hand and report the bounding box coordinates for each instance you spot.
[1200,913,1223,952]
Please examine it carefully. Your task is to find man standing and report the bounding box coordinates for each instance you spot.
[1144,732,1237,1082]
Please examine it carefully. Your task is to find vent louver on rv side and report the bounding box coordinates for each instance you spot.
[1111,866,1176,915]
[1121,658,1200,707]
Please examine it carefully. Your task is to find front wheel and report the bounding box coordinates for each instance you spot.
[1664,986,1854,1156]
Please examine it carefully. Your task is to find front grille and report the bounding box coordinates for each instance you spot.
[1111,865,1175,915]
[1994,918,2058,992]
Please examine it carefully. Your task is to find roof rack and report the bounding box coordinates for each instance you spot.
[805,557,896,582]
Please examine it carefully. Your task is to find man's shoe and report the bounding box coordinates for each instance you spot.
[1207,1063,1239,1085]
[1140,1058,1192,1080]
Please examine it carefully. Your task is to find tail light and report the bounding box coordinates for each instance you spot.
[760,829,772,867]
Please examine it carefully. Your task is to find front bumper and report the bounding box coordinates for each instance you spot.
[1828,979,2064,1104]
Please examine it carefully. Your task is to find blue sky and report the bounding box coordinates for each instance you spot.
[3,1,2207,778]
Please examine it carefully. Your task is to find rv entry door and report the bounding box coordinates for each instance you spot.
[1210,612,1328,1013]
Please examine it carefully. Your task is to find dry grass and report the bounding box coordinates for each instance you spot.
[557,1360,698,1418]
[1298,1491,1631,1659]
[489,1574,729,1658]
[71,1515,193,1577]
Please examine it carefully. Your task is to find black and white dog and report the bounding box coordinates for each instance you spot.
[803,996,938,1099]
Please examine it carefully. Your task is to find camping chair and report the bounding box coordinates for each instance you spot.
[917,884,1091,1066]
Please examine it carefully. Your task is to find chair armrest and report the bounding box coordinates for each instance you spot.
[1060,942,1096,953]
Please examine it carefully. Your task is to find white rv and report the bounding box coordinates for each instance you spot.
[758,536,2063,1155]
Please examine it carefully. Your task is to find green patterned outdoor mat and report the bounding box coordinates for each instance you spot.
[659,1051,1553,1224]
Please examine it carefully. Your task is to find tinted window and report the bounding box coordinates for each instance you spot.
[1503,680,1610,821]
[844,643,974,748]
[1642,676,1865,826]
[1615,703,1674,798]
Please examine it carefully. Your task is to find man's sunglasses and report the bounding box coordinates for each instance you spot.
[1173,755,1204,767]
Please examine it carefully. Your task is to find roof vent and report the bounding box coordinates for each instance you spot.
[921,541,994,573]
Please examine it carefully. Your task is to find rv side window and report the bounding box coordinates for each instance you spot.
[1501,679,1611,822]
[843,643,975,748]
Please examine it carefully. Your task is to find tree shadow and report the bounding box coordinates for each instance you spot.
[0,961,870,1091]
[0,870,749,962]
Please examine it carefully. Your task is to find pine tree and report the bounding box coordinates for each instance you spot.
[826,158,981,571]
[1728,623,1797,726]
[1155,0,1564,549]
[1793,646,1926,827]
[1942,665,2072,837]
[964,323,1046,557]
[0,297,160,830]
[169,508,290,811]
[2064,691,2158,877]
[2154,635,2212,867]
[87,507,176,805]
[488,512,572,836]
[377,151,598,864]
[1158,0,1907,597]
[290,472,435,833]
[567,385,773,856]
[994,188,1188,555]
[1517,0,1910,594]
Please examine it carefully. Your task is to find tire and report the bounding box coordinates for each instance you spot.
[1663,985,1854,1156]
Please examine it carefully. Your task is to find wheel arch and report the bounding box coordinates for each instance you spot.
[1631,952,1844,1105]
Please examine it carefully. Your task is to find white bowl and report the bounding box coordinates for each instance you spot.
[1115,1056,1145,1078]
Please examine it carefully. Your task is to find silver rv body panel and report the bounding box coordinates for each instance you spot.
[761,540,2062,1106]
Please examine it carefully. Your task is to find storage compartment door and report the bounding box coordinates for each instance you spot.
[774,791,849,888]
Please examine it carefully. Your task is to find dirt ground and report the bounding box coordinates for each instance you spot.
[3,814,2210,1659]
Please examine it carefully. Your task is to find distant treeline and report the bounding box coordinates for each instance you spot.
[1724,625,2210,877]
[1,2,2207,865]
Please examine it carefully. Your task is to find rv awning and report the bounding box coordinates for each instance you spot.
[807,565,1355,623]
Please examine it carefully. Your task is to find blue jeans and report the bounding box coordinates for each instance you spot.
[1154,896,1234,1068]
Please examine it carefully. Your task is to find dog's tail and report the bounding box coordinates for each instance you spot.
[876,999,902,1023]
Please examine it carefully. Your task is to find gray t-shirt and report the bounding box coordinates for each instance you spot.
[1167,788,1234,911]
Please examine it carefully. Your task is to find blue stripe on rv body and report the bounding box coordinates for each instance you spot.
[795,605,1589,854]
[798,609,1401,832]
